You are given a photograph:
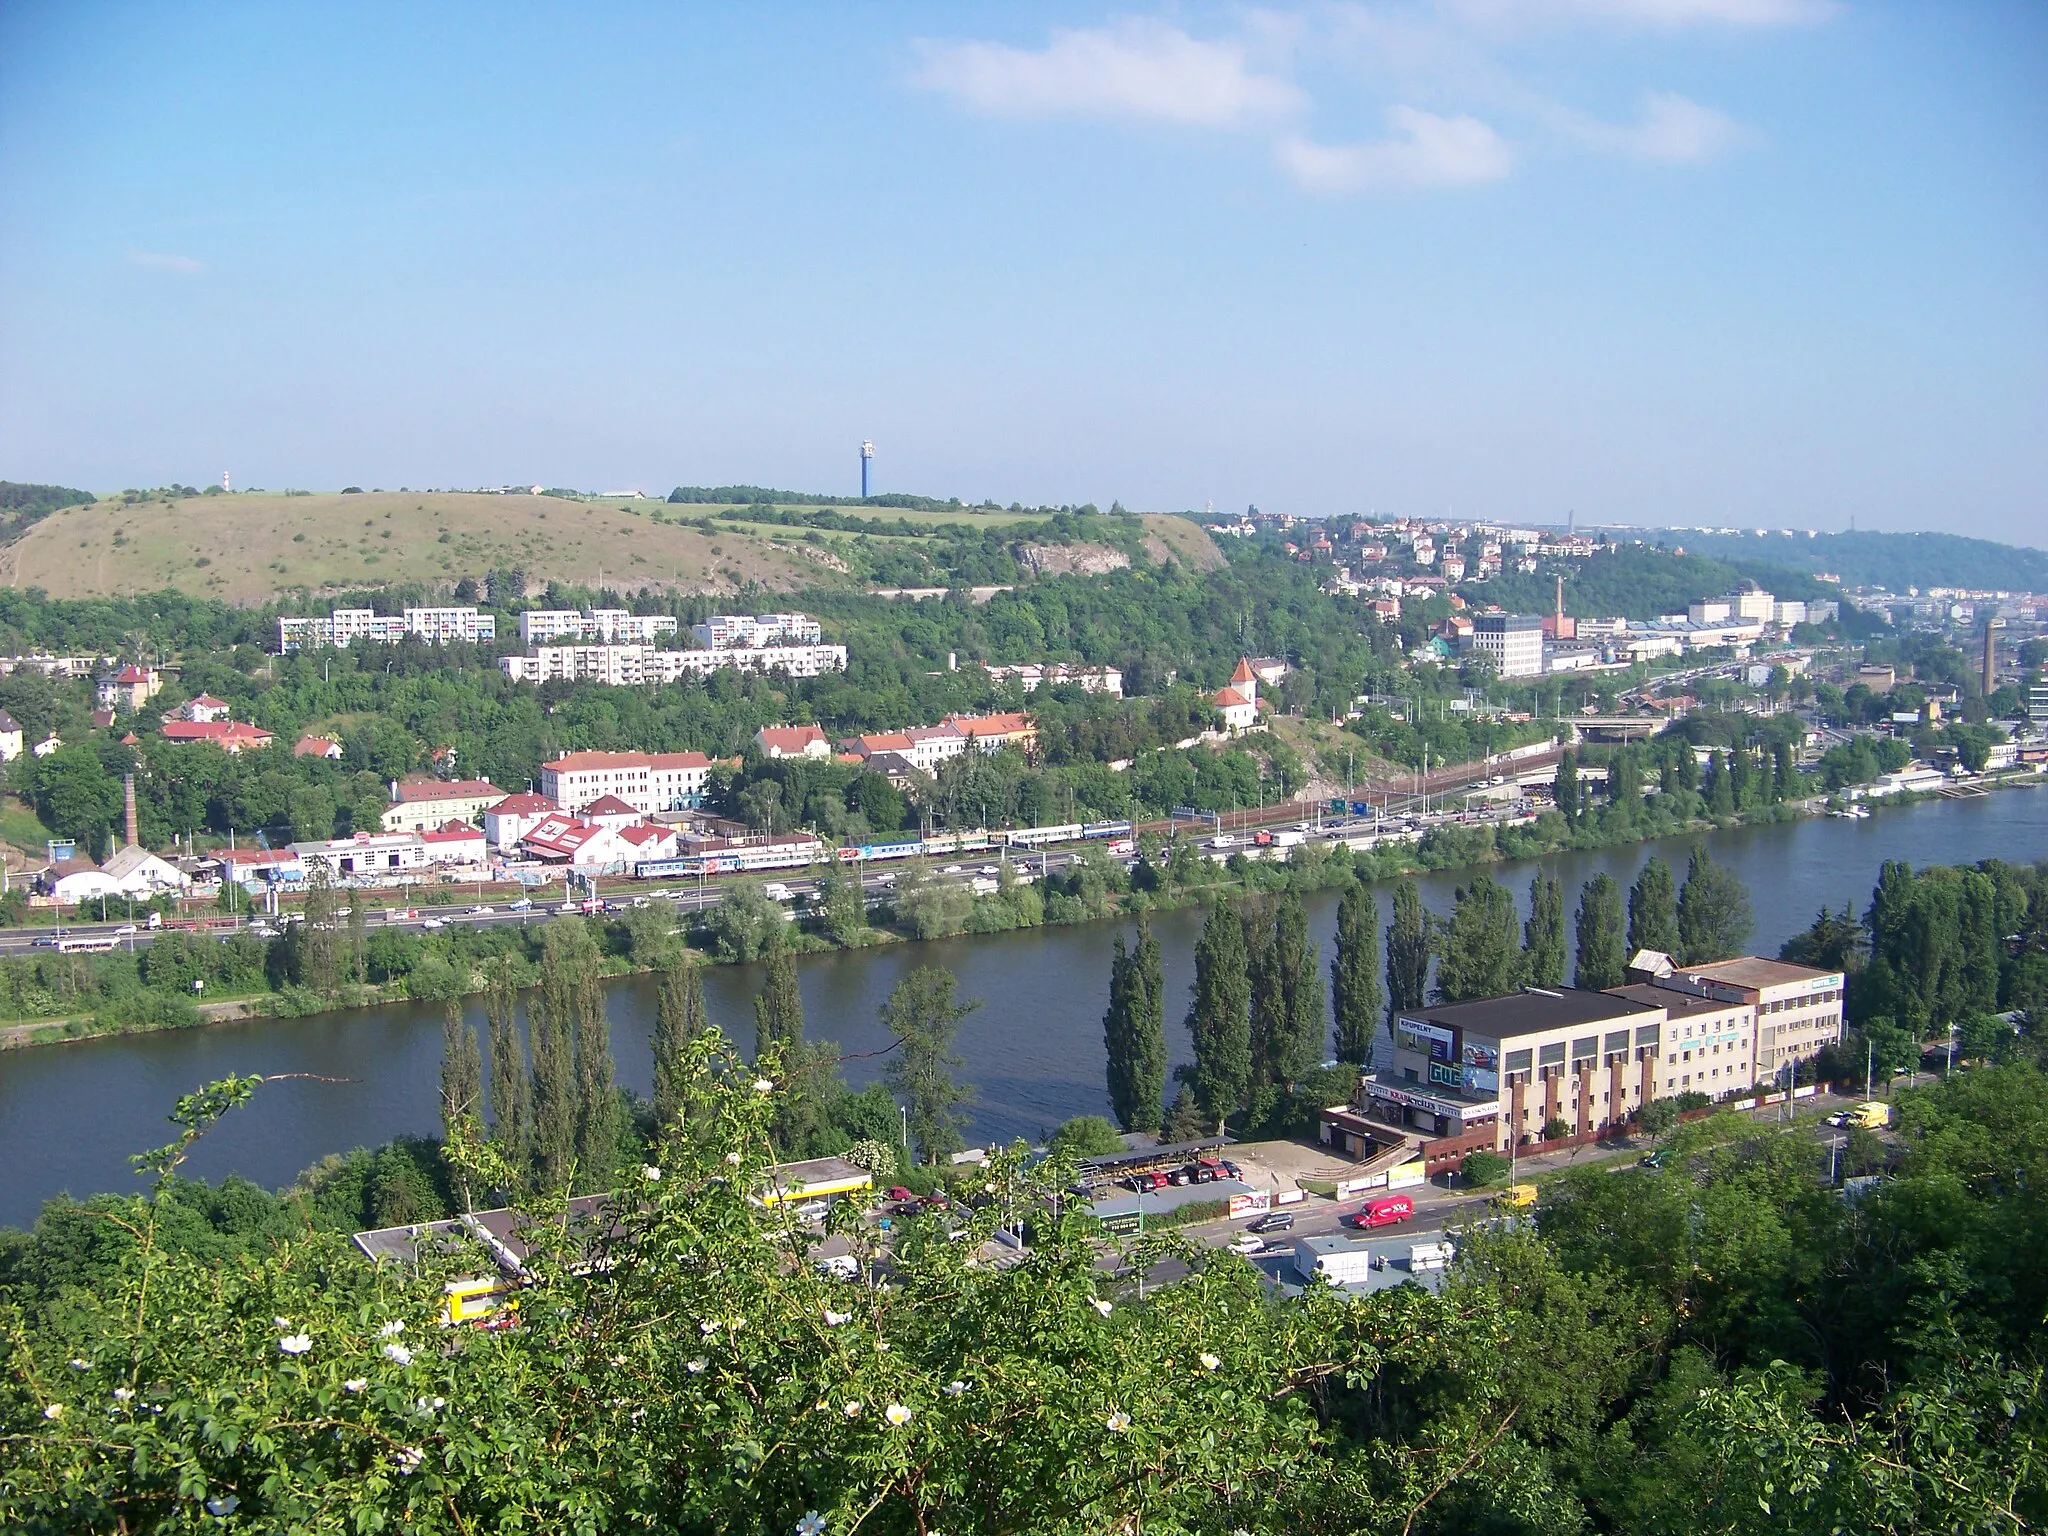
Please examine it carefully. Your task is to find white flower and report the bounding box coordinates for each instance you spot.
[42,1403,63,1420]
[725,1151,743,1165]
[274,1316,291,1328]
[842,1399,862,1417]
[754,1078,775,1094]
[112,1387,134,1402]
[343,1379,367,1393]
[730,1317,746,1331]
[1090,1298,1113,1318]
[876,1341,890,1352]
[204,1494,240,1516]
[642,1164,662,1181]
[700,1319,720,1336]
[392,1445,425,1476]
[796,1514,827,1536]
[943,1380,969,1396]
[68,1358,89,1370]
[823,1310,850,1327]
[1106,1410,1131,1432]
[885,1403,913,1426]
[383,1342,413,1366]
[415,1395,445,1415]
[379,1320,406,1337]
[687,1358,708,1374]
[278,1333,313,1356]
[610,1354,627,1367]
[1200,1351,1223,1371]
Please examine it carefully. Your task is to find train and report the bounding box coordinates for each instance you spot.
[632,821,1135,882]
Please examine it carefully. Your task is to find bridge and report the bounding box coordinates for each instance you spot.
[1566,715,1664,742]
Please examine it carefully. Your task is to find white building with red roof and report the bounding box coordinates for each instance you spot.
[96,664,162,712]
[1213,658,1261,735]
[160,720,275,754]
[517,814,637,872]
[945,711,1038,755]
[484,791,560,851]
[175,694,234,724]
[292,735,343,759]
[580,794,643,832]
[754,724,831,760]
[421,821,488,867]
[380,776,504,833]
[540,750,725,815]
[615,821,682,863]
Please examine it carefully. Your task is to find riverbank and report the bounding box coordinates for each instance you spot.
[2,768,2038,1055]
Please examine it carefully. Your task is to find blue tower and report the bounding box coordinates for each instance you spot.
[860,440,874,499]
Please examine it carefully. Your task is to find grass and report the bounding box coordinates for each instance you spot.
[0,796,56,856]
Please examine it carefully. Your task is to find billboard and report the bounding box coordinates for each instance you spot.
[1462,1040,1499,1095]
[1227,1190,1273,1219]
[1386,1160,1426,1190]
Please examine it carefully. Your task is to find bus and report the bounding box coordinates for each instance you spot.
[1003,823,1084,849]
[56,934,122,953]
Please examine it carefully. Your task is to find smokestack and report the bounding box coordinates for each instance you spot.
[123,773,138,849]
[1983,619,1999,697]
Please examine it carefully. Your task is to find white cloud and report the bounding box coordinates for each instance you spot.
[1277,106,1514,192]
[1571,90,1749,161]
[907,20,1302,127]
[1443,0,1835,32]
[128,251,203,275]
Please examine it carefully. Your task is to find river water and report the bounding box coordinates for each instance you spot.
[3,789,2044,1228]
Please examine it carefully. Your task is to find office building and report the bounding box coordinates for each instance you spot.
[1469,614,1546,679]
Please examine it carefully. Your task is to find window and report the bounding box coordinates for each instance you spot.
[1539,1042,1566,1068]
[1604,1030,1630,1054]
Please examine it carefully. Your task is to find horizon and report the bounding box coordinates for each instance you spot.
[2,3,2043,543]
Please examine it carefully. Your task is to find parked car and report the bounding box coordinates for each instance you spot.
[794,1200,829,1222]
[891,1200,924,1218]
[1228,1233,1266,1255]
[815,1254,858,1280]
[1247,1211,1295,1235]
[1495,1183,1539,1208]
[1638,1150,1668,1169]
[884,1185,915,1203]
[1217,1160,1243,1180]
[1342,1194,1415,1230]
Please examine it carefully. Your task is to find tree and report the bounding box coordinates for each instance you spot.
[704,881,783,964]
[1574,874,1626,991]
[1780,906,1864,973]
[1553,750,1580,826]
[1330,882,1383,1065]
[1102,918,1166,1134]
[1047,1115,1127,1159]
[1181,901,1253,1133]
[1635,1098,1678,1136]
[1460,1150,1509,1186]
[1676,845,1753,965]
[753,942,805,1064]
[652,955,707,1131]
[881,966,978,1164]
[526,979,575,1192]
[31,744,121,852]
[438,1000,484,1210]
[1627,856,1678,958]
[1268,891,1324,1086]
[1523,873,1567,989]
[298,863,340,998]
[1385,880,1434,1023]
[1434,878,1522,1003]
[484,959,527,1170]
[566,939,617,1189]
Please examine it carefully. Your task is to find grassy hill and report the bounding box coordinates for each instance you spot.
[0,491,1220,601]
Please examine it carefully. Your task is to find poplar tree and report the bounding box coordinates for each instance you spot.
[652,954,706,1131]
[1434,877,1522,1003]
[882,966,978,1164]
[346,899,368,985]
[1676,845,1754,965]
[1241,897,1281,1089]
[1180,901,1252,1133]
[1573,874,1627,991]
[1523,873,1567,989]
[1553,751,1580,826]
[1270,891,1323,1086]
[300,864,339,998]
[527,985,575,1191]
[1628,857,1678,958]
[1385,880,1435,1023]
[439,999,484,1210]
[569,942,617,1188]
[1330,881,1383,1065]
[1102,916,1166,1134]
[484,958,528,1168]
[753,941,805,1064]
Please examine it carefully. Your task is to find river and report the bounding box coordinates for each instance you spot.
[3,789,2043,1228]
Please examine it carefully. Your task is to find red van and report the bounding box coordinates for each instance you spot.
[1344,1194,1415,1230]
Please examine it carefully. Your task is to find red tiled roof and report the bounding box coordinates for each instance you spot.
[582,794,639,817]
[162,720,274,746]
[947,712,1034,738]
[1215,687,1252,709]
[189,693,229,708]
[422,823,485,844]
[486,792,558,815]
[292,735,341,758]
[542,751,720,772]
[850,732,913,753]
[1230,657,1256,685]
[756,725,826,751]
[392,776,499,803]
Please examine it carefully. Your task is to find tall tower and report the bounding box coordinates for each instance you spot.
[860,440,874,499]
[1983,617,2002,697]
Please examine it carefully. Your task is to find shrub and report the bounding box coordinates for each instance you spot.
[1460,1150,1510,1186]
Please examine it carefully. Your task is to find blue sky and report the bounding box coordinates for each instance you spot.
[1,2,2042,543]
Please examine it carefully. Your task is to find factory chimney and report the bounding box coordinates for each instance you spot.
[123,773,139,849]
[1983,618,2002,697]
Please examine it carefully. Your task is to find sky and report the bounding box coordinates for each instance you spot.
[1,2,2043,544]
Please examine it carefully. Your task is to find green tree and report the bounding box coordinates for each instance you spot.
[31,744,121,852]
[1675,845,1753,965]
[705,880,782,963]
[1267,891,1323,1086]
[1384,880,1434,1023]
[527,942,578,1192]
[1573,874,1626,991]
[1628,856,1678,958]
[1434,877,1522,1003]
[881,965,978,1164]
[1523,873,1567,989]
[1102,918,1166,1135]
[1330,881,1383,1065]
[652,954,707,1131]
[1553,750,1580,826]
[753,941,805,1064]
[484,958,528,1171]
[1047,1114,1127,1159]
[438,999,484,1210]
[1181,900,1252,1132]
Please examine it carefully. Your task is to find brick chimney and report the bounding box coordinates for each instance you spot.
[124,772,139,848]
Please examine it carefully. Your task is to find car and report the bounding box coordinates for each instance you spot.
[980,865,999,875]
[249,926,277,940]
[601,900,626,914]
[507,897,533,911]
[1228,1233,1266,1255]
[30,935,59,948]
[1142,1170,1169,1191]
[814,1254,859,1280]
[114,924,139,936]
[1248,1211,1295,1235]
[1343,1194,1415,1230]
[884,1185,914,1203]
[1639,1150,1668,1169]
[918,1191,951,1211]
[420,918,447,930]
[469,905,493,915]
[891,1200,924,1217]
[1166,1165,1195,1186]
[1217,1160,1243,1180]
[943,864,963,874]
[794,1200,830,1222]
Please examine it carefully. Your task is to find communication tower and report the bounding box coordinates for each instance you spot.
[860,440,874,499]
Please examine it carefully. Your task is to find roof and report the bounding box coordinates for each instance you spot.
[393,776,500,803]
[582,794,640,817]
[1604,983,1740,1019]
[0,710,20,732]
[850,732,913,753]
[903,724,964,743]
[755,725,826,750]
[161,720,274,745]
[109,664,151,683]
[48,856,101,877]
[947,712,1033,738]
[486,791,559,815]
[1399,986,1659,1043]
[188,693,230,707]
[542,750,719,772]
[1230,657,1256,684]
[1675,957,1840,992]
[616,823,674,847]
[292,735,342,757]
[1215,687,1253,709]
[422,823,485,844]
[102,845,180,879]
[1627,949,1675,976]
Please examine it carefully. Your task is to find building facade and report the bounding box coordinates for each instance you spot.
[278,607,496,652]
[517,609,680,645]
[499,641,847,684]
[691,613,823,648]
[539,750,725,814]
[380,777,505,833]
[1468,614,1545,679]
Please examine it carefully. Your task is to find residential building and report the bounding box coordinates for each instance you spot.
[517,814,640,871]
[540,750,725,814]
[692,612,823,648]
[0,709,21,762]
[981,662,1123,697]
[96,664,162,712]
[1469,614,1545,679]
[380,777,504,833]
[43,856,124,905]
[1213,658,1261,734]
[420,822,488,867]
[277,606,496,652]
[843,725,966,774]
[160,720,273,754]
[945,711,1038,755]
[518,609,680,646]
[1854,664,1897,691]
[754,725,831,759]
[174,694,234,724]
[483,791,561,851]
[499,640,846,685]
[292,735,344,759]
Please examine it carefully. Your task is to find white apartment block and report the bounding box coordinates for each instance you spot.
[982,662,1123,697]
[692,613,823,648]
[518,609,681,645]
[1469,614,1545,679]
[278,607,496,652]
[500,641,847,686]
[540,750,725,814]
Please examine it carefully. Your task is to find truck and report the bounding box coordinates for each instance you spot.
[1343,1194,1415,1230]
[1407,1240,1456,1272]
[1848,1100,1891,1129]
[1271,829,1305,849]
[1494,1183,1538,1210]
